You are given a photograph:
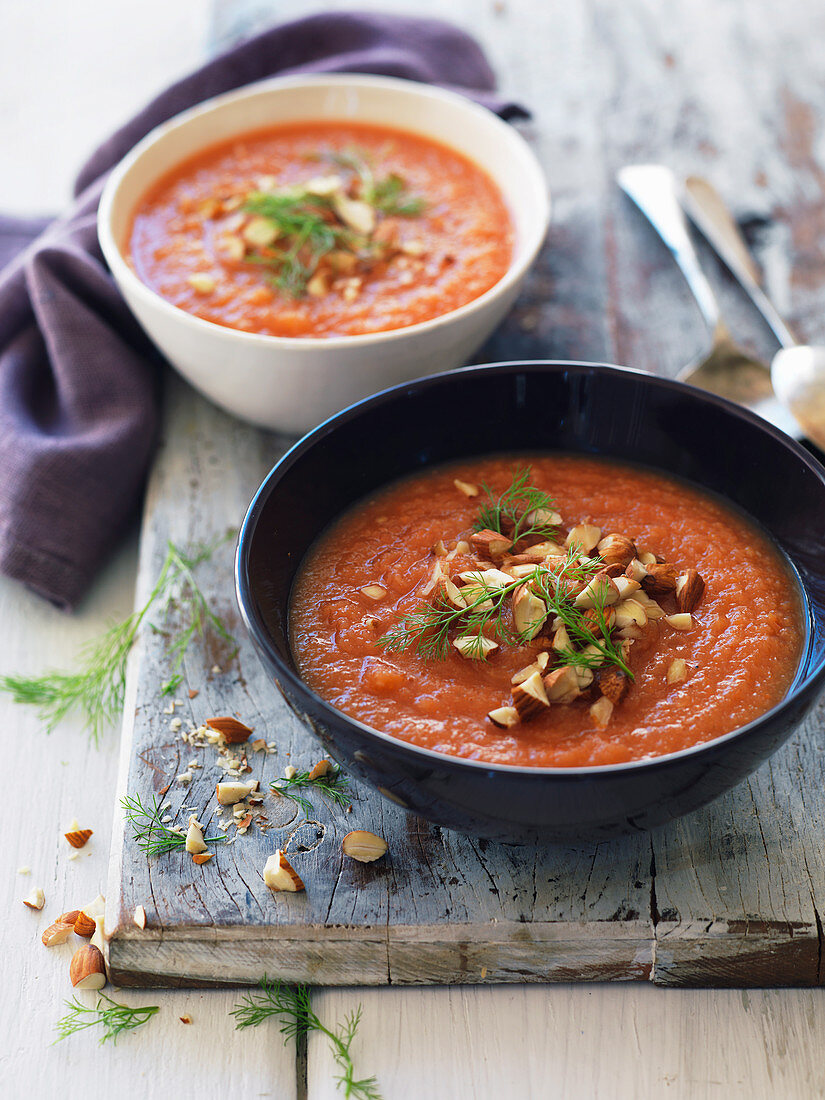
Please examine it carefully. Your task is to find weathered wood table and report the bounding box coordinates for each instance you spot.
[6,0,825,1096]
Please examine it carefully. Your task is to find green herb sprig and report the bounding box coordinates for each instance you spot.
[231,979,381,1100]
[121,793,226,858]
[320,148,427,216]
[54,995,159,1045]
[270,766,351,815]
[474,466,560,545]
[0,534,236,744]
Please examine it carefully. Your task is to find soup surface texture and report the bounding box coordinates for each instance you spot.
[127,121,512,337]
[290,456,804,768]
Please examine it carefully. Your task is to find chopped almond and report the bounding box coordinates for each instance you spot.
[565,524,602,554]
[206,716,253,743]
[512,584,547,639]
[192,852,214,865]
[359,584,387,601]
[453,635,499,659]
[598,666,629,705]
[470,529,512,560]
[574,571,620,610]
[308,759,333,781]
[596,533,636,568]
[625,558,648,583]
[263,850,305,892]
[641,563,679,596]
[590,696,614,728]
[453,478,479,498]
[665,613,694,631]
[42,921,75,947]
[512,670,550,718]
[511,652,550,685]
[667,658,688,684]
[543,665,580,704]
[487,705,520,728]
[675,569,705,613]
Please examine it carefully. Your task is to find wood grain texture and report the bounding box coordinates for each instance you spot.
[106,0,825,991]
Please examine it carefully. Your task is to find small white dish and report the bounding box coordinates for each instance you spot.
[99,74,549,432]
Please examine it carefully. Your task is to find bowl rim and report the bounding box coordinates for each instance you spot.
[98,72,550,352]
[235,358,825,778]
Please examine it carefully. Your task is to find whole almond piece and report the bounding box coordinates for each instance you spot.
[206,716,253,744]
[65,828,93,849]
[42,921,75,947]
[342,831,388,863]
[69,944,106,990]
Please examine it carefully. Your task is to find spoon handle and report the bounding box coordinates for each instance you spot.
[682,176,797,349]
[617,165,723,337]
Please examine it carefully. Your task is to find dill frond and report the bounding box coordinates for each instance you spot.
[270,766,351,814]
[474,466,559,544]
[121,793,226,858]
[231,978,382,1100]
[54,994,159,1045]
[0,533,236,744]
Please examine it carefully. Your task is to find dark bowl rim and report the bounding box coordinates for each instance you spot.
[235,358,825,779]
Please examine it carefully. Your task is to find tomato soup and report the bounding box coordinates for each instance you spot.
[127,121,513,338]
[290,456,804,768]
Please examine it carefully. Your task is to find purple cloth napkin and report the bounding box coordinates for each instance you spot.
[0,12,526,611]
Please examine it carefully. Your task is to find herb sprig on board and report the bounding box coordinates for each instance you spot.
[0,534,236,743]
[270,766,351,815]
[231,978,381,1100]
[54,995,160,1045]
[121,793,226,858]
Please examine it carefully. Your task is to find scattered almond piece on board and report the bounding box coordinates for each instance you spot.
[22,887,45,910]
[343,831,388,863]
[69,944,106,990]
[263,850,305,892]
[206,716,253,743]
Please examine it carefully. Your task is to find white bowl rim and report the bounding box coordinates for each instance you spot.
[98,72,550,352]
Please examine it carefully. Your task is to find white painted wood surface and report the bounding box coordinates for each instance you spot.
[4,2,825,1098]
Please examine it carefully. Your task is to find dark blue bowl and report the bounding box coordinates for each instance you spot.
[235,361,825,842]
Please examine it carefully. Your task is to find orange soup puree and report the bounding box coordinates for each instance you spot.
[290,456,804,767]
[127,121,512,337]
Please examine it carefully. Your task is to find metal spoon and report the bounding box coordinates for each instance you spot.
[682,174,825,452]
[617,164,803,439]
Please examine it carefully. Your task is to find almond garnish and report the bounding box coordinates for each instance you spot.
[543,665,580,704]
[590,696,614,728]
[453,479,479,498]
[263,850,305,892]
[187,273,216,294]
[665,613,694,631]
[453,635,499,659]
[675,568,705,613]
[133,905,147,929]
[41,921,75,947]
[641,563,679,596]
[487,705,521,728]
[667,658,688,684]
[332,194,376,236]
[598,666,629,704]
[512,670,550,718]
[523,507,562,528]
[192,852,214,865]
[69,944,106,990]
[512,584,547,639]
[613,576,641,600]
[511,652,550,685]
[625,558,648,583]
[342,830,388,862]
[613,598,648,629]
[359,584,387,601]
[565,524,602,554]
[574,571,620,610]
[470,529,512,560]
[597,533,637,568]
[206,716,253,743]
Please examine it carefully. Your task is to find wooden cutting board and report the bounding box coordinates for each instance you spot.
[105,376,825,989]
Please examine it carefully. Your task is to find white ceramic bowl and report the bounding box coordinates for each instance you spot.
[98,74,549,432]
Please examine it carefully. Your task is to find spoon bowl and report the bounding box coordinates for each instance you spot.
[772,345,825,450]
